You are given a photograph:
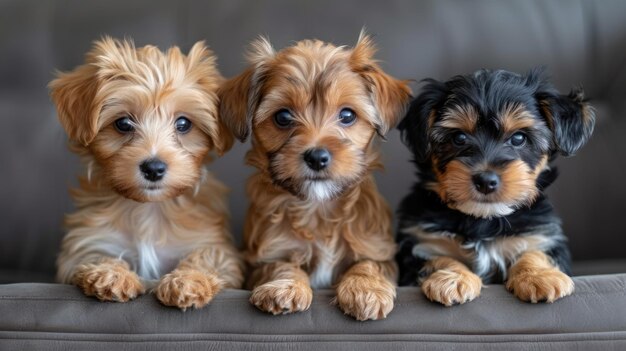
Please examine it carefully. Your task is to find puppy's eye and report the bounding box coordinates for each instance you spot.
[274,109,294,128]
[452,132,467,146]
[509,132,526,147]
[338,108,357,126]
[114,116,134,133]
[175,116,192,134]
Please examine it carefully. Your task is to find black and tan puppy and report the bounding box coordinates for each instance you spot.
[396,68,595,305]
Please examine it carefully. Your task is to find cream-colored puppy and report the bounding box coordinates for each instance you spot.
[50,37,244,309]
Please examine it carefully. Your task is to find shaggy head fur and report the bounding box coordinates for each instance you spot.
[50,37,232,202]
[219,32,411,202]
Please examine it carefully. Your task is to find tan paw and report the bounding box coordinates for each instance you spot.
[250,279,313,315]
[506,268,574,303]
[335,274,396,321]
[74,260,144,302]
[421,269,482,306]
[156,269,222,310]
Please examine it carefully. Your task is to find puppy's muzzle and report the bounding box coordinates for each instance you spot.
[472,171,500,194]
[303,148,331,172]
[140,158,167,182]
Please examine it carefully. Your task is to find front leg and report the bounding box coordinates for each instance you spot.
[335,260,397,321]
[156,245,245,310]
[248,262,313,315]
[72,256,145,302]
[420,257,482,306]
[506,250,574,303]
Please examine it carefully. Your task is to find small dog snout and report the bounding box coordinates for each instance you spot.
[303,148,331,171]
[472,172,500,194]
[140,159,167,182]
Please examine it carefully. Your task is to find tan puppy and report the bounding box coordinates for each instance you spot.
[50,37,244,309]
[219,32,411,320]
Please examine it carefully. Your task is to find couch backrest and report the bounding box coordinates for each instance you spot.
[1,0,625,280]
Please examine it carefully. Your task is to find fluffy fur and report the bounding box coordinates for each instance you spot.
[50,37,244,309]
[219,32,411,320]
[396,68,595,305]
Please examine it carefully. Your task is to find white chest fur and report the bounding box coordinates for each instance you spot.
[113,202,187,280]
[309,242,339,289]
[404,225,559,280]
[58,171,229,284]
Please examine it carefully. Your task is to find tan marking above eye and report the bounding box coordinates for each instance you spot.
[499,104,536,134]
[438,105,478,133]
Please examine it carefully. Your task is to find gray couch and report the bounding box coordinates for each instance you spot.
[1,275,626,350]
[1,0,625,349]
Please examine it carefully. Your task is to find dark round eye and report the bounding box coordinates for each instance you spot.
[452,132,467,146]
[338,108,357,126]
[175,116,192,133]
[114,116,134,133]
[274,109,294,128]
[509,132,526,147]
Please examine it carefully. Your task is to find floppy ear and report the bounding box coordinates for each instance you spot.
[350,32,412,137]
[49,36,130,146]
[218,37,275,142]
[184,41,234,155]
[397,79,448,163]
[536,87,595,156]
[49,57,102,146]
[218,67,257,142]
[210,119,235,156]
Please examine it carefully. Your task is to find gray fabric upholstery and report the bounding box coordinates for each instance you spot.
[1,274,626,350]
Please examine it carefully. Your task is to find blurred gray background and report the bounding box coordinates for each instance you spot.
[1,0,625,283]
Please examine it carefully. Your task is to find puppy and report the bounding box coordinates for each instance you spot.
[396,68,595,305]
[219,33,411,320]
[50,37,244,309]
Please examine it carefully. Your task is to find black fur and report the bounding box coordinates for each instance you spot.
[396,68,594,285]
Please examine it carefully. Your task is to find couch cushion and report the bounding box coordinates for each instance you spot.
[1,274,625,350]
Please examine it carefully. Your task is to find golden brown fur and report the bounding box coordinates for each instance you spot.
[219,32,411,320]
[506,250,574,303]
[431,155,548,211]
[50,37,243,309]
[419,257,482,306]
[72,257,144,302]
[500,103,538,134]
[438,104,478,133]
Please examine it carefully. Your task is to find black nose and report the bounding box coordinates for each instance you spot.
[472,171,500,194]
[303,148,331,171]
[140,159,167,182]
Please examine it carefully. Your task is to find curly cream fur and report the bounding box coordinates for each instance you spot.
[50,37,243,308]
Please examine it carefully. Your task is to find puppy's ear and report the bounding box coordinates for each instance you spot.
[184,41,234,155]
[218,37,274,142]
[351,32,412,137]
[398,79,448,163]
[218,67,256,142]
[49,53,103,146]
[211,119,235,156]
[49,37,131,146]
[536,87,595,156]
